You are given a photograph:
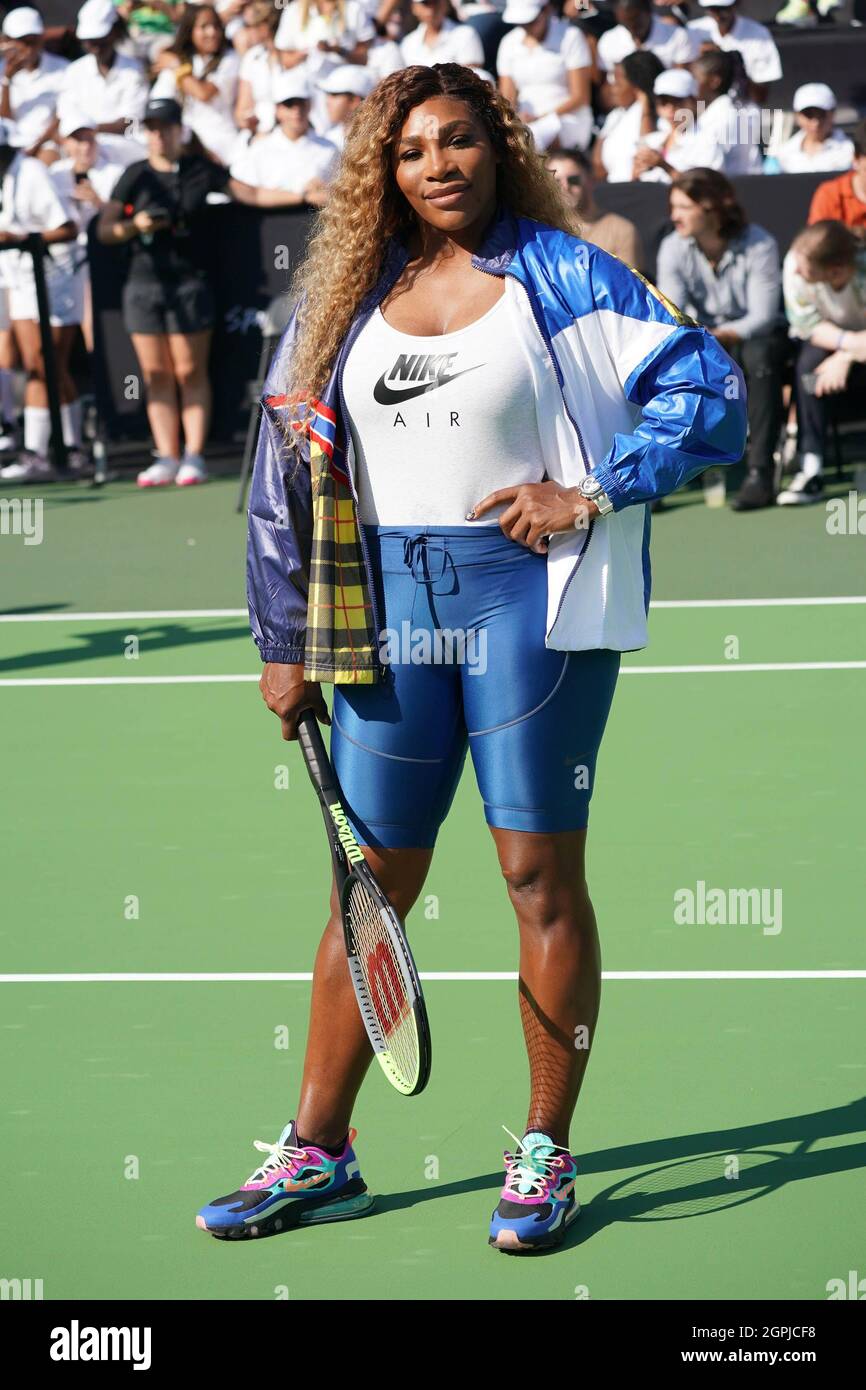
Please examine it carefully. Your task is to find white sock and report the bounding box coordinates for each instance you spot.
[801,452,823,480]
[0,368,17,425]
[60,399,82,448]
[23,405,51,456]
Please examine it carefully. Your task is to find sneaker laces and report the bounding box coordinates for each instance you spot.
[245,1138,308,1186]
[500,1124,572,1199]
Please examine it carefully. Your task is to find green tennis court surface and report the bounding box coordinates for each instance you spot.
[2,477,864,1300]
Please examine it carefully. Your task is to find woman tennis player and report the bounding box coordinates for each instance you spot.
[196,65,746,1252]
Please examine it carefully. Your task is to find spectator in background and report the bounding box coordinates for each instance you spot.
[49,108,137,352]
[316,63,376,149]
[495,1,592,153]
[779,220,866,505]
[95,96,293,488]
[365,12,405,85]
[0,7,68,162]
[0,117,80,482]
[400,1,485,72]
[150,4,243,165]
[597,0,698,104]
[808,120,866,240]
[692,47,761,176]
[229,71,339,201]
[454,0,509,75]
[634,66,724,181]
[234,0,283,137]
[57,0,149,158]
[546,145,645,268]
[767,85,854,176]
[686,0,781,106]
[114,1,176,63]
[593,49,663,183]
[656,168,786,511]
[276,0,377,135]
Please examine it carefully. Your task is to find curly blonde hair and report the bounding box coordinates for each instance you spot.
[281,62,582,445]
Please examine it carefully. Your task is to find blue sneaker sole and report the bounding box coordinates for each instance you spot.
[197,1185,376,1240]
[489,1198,581,1254]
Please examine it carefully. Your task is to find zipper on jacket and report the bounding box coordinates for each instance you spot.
[475,259,595,638]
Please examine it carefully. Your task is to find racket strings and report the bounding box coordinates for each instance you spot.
[346,880,419,1090]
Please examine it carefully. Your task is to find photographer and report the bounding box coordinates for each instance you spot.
[96,96,300,488]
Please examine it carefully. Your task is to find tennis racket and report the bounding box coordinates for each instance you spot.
[296,708,431,1096]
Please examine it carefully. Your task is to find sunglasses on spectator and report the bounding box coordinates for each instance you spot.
[799,107,830,119]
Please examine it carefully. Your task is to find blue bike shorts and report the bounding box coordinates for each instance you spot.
[330,524,620,848]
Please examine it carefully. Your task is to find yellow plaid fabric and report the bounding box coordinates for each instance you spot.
[304,435,378,684]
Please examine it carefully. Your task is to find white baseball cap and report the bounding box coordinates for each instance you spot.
[317,65,375,98]
[58,107,96,138]
[654,70,697,100]
[273,71,312,104]
[502,0,546,24]
[793,83,837,113]
[698,0,737,7]
[2,7,45,38]
[76,0,118,41]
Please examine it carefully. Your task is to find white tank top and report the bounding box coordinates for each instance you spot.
[342,288,546,525]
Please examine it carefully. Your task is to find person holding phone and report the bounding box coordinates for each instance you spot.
[96,95,327,487]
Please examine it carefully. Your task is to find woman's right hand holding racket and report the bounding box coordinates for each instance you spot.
[259,662,330,741]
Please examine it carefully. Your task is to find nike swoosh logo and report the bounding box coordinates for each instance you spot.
[373,363,484,404]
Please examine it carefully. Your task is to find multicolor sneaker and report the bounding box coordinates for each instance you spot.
[195,1120,374,1240]
[489,1126,580,1253]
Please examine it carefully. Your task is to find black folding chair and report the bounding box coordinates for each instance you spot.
[235,292,296,513]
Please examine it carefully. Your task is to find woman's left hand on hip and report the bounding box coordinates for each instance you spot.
[467,482,599,554]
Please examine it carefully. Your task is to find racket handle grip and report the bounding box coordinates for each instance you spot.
[297,708,339,798]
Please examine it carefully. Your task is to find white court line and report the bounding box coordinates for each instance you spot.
[1,971,864,983]
[1,597,865,622]
[3,662,866,687]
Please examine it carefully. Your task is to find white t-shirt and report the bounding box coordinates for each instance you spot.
[366,38,404,84]
[696,93,762,175]
[151,50,242,165]
[275,0,376,59]
[783,247,866,339]
[686,15,782,86]
[229,126,339,192]
[57,52,149,130]
[599,100,647,182]
[775,128,855,175]
[1,52,68,150]
[0,150,73,287]
[399,18,485,69]
[342,287,544,525]
[639,119,724,181]
[496,17,590,119]
[597,15,699,74]
[49,147,137,236]
[275,2,376,130]
[238,42,285,134]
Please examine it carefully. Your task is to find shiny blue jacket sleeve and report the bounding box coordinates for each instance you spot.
[583,252,748,510]
[246,299,314,664]
[592,323,748,510]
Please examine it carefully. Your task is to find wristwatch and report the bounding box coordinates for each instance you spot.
[575,473,614,520]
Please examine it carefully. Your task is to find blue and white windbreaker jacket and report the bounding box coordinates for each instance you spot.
[247,200,747,682]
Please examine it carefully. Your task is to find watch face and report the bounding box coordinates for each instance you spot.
[582,476,601,497]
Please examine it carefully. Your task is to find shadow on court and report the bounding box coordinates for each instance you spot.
[372,1097,866,1255]
[0,622,248,674]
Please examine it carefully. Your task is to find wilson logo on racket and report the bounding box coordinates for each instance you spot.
[328,802,365,865]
